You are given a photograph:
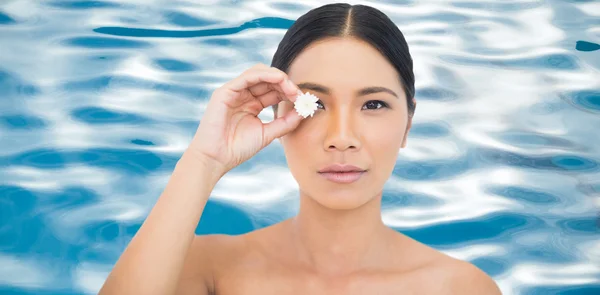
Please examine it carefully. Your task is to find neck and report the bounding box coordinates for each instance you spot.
[289,190,391,276]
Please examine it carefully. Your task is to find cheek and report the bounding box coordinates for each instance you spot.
[364,115,406,142]
[281,130,320,184]
[282,120,320,163]
[363,118,406,165]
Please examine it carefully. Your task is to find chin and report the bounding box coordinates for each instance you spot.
[302,187,376,211]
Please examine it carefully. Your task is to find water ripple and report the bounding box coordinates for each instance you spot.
[163,11,217,28]
[0,69,39,102]
[400,212,543,246]
[500,131,577,150]
[414,86,458,101]
[0,114,47,130]
[557,216,600,236]
[63,36,151,48]
[4,148,177,175]
[409,121,451,137]
[71,106,153,125]
[562,90,600,114]
[93,17,294,38]
[487,186,562,205]
[62,75,209,99]
[474,148,599,172]
[46,0,120,10]
[0,11,16,25]
[576,40,600,52]
[393,158,470,181]
[152,58,197,72]
[440,53,581,70]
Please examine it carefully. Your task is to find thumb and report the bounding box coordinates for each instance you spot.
[262,110,303,145]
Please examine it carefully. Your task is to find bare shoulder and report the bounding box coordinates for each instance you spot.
[390,233,501,294]
[414,254,502,295]
[175,233,248,295]
[436,259,502,294]
[176,224,284,294]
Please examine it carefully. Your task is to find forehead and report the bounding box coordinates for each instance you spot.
[287,37,401,91]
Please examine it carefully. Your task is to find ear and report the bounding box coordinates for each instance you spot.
[401,99,416,148]
[400,119,412,148]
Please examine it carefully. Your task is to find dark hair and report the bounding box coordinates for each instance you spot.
[271,3,416,117]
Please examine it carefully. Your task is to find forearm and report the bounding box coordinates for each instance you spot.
[99,151,222,294]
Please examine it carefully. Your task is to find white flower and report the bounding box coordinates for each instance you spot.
[294,90,319,118]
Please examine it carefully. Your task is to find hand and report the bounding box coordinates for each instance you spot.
[186,64,303,176]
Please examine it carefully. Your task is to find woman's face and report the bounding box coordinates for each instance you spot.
[277,37,413,210]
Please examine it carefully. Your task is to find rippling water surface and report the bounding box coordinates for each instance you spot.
[1,0,599,294]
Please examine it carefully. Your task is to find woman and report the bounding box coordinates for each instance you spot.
[100,3,502,295]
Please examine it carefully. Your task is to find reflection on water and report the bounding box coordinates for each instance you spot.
[1,0,599,294]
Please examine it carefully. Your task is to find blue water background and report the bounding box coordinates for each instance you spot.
[1,0,599,294]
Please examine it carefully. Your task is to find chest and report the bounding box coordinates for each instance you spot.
[213,266,428,295]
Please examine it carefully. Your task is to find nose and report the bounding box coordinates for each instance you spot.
[323,108,361,152]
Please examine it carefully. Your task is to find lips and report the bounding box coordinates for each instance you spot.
[318,164,367,184]
[318,164,366,173]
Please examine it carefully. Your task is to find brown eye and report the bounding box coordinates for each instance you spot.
[362,100,388,110]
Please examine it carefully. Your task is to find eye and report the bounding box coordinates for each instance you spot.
[316,100,325,109]
[362,100,389,110]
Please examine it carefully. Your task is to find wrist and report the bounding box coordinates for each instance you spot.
[178,149,226,185]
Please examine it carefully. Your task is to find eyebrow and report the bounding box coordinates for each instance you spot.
[296,82,399,98]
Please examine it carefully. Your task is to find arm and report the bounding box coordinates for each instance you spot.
[98,152,222,295]
[97,64,302,295]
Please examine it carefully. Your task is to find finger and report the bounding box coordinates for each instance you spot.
[224,70,285,93]
[245,66,298,99]
[248,81,277,97]
[249,78,299,102]
[282,77,300,101]
[250,89,279,109]
[241,90,284,116]
[249,82,289,103]
[262,107,304,145]
[253,63,270,70]
[248,80,299,102]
